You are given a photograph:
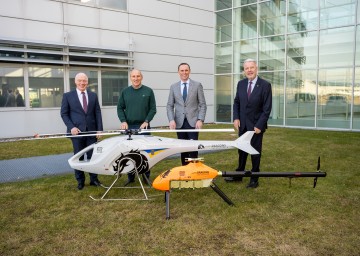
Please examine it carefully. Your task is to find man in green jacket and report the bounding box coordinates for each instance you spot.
[117,69,157,185]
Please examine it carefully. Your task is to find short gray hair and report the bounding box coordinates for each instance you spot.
[243,58,257,65]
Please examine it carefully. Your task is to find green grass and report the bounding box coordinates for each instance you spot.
[0,125,359,255]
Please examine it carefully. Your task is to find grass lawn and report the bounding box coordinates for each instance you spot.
[0,125,359,255]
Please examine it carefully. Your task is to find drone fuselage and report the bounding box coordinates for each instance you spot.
[68,131,258,176]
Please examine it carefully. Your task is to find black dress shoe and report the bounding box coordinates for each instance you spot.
[90,180,102,186]
[77,183,85,190]
[246,181,259,188]
[123,180,135,187]
[224,177,243,182]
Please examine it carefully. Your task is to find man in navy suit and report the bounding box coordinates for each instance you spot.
[225,59,272,188]
[61,73,103,190]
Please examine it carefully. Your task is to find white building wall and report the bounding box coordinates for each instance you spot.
[0,0,215,138]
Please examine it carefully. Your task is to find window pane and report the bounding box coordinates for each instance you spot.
[29,67,64,108]
[101,71,128,106]
[233,39,257,74]
[260,71,284,126]
[215,75,232,122]
[285,70,316,127]
[216,10,232,43]
[98,0,127,10]
[287,31,318,70]
[259,0,286,36]
[0,67,25,108]
[259,35,285,71]
[319,27,354,68]
[234,0,257,7]
[288,0,318,33]
[216,0,232,11]
[317,68,352,129]
[234,5,257,40]
[215,43,232,74]
[69,70,98,94]
[353,67,360,129]
[320,0,356,29]
[356,26,360,66]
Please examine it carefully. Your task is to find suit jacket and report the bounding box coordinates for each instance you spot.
[61,90,103,133]
[166,78,207,128]
[233,76,272,132]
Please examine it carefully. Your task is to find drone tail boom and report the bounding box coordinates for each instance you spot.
[221,171,326,178]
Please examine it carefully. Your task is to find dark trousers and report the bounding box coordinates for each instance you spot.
[127,124,151,182]
[237,128,264,182]
[71,135,98,184]
[177,118,199,165]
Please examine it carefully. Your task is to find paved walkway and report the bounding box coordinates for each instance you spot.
[0,153,73,183]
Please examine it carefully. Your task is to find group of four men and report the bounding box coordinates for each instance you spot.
[60,60,272,190]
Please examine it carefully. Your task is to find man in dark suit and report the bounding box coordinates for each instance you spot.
[225,59,272,188]
[166,63,207,165]
[61,73,103,190]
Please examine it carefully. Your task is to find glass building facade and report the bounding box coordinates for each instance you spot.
[0,41,132,109]
[215,0,360,130]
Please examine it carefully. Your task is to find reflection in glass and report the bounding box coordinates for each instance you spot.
[288,0,318,33]
[234,0,257,7]
[259,35,285,71]
[215,43,232,74]
[29,67,64,108]
[320,0,356,29]
[216,75,232,122]
[260,71,284,126]
[98,0,127,10]
[0,67,25,108]
[287,31,318,70]
[259,0,286,36]
[356,26,360,66]
[319,27,354,68]
[285,70,316,127]
[69,70,98,94]
[233,39,257,74]
[216,0,232,11]
[101,71,128,106]
[234,5,257,40]
[216,10,232,43]
[317,68,352,129]
[353,67,360,129]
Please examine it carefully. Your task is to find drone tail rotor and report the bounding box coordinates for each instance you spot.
[233,131,259,155]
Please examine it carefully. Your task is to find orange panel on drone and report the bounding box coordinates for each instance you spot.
[152,161,220,191]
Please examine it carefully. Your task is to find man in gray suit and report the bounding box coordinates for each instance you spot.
[166,63,207,165]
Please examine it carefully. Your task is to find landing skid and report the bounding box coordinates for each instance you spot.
[89,157,154,201]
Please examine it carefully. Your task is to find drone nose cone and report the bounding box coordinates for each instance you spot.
[152,171,170,191]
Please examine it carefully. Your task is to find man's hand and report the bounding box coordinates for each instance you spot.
[195,120,203,129]
[120,122,128,130]
[96,131,102,140]
[169,120,176,130]
[140,122,149,129]
[71,127,81,135]
[233,119,240,131]
[254,127,261,134]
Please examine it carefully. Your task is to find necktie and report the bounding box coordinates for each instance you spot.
[182,83,187,102]
[82,92,88,113]
[247,81,252,99]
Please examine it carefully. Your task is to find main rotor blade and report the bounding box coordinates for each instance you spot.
[139,128,235,133]
[0,128,236,143]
